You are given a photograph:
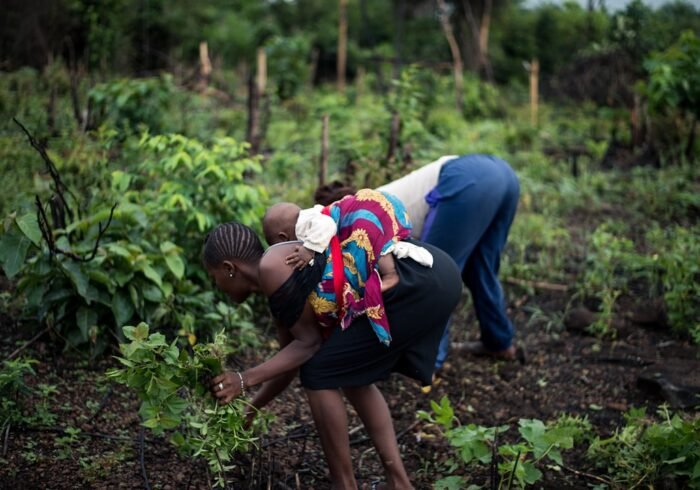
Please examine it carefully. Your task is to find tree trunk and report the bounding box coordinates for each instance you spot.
[685,115,697,160]
[337,0,348,93]
[319,114,330,186]
[256,47,267,96]
[437,0,464,114]
[69,66,84,130]
[386,112,401,163]
[197,41,212,91]
[393,0,405,80]
[478,0,493,80]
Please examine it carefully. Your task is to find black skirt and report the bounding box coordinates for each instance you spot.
[299,241,462,389]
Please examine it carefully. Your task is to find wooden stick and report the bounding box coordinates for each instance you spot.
[256,47,267,96]
[529,58,539,126]
[5,325,52,361]
[505,276,568,292]
[139,427,152,490]
[436,0,464,113]
[561,465,614,485]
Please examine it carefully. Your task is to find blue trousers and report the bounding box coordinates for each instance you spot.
[419,155,519,369]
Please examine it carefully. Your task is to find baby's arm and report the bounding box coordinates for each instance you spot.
[377,254,399,292]
[285,245,317,270]
[286,206,337,269]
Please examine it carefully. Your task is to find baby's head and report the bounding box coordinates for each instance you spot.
[262,202,302,246]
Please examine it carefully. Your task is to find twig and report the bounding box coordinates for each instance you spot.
[506,450,520,490]
[490,429,498,490]
[2,422,10,457]
[262,424,310,448]
[505,277,569,292]
[139,426,151,490]
[266,447,273,490]
[5,325,52,361]
[35,199,118,262]
[562,465,614,485]
[13,118,78,222]
[351,419,419,446]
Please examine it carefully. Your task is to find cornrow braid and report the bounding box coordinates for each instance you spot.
[203,221,264,267]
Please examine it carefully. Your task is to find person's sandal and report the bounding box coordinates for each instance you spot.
[451,340,526,364]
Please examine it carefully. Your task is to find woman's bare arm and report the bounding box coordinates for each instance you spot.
[211,243,323,404]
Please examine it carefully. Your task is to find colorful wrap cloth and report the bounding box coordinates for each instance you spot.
[308,189,412,346]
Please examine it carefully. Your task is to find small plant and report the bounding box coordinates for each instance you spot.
[106,323,270,488]
[419,396,591,488]
[0,357,57,429]
[647,225,700,343]
[55,426,83,460]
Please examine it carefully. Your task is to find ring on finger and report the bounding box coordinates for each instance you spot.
[218,382,224,390]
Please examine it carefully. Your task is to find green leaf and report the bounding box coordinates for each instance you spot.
[15,213,42,246]
[159,241,178,255]
[521,460,543,484]
[112,290,135,326]
[0,230,31,278]
[142,418,160,429]
[142,282,163,303]
[434,476,465,490]
[165,255,185,280]
[76,307,98,341]
[141,264,163,289]
[61,261,89,297]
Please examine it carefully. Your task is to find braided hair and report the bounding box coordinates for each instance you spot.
[203,221,264,267]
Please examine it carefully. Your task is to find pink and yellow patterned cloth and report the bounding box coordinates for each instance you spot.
[308,189,412,346]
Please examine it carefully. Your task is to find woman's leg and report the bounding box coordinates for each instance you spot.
[343,384,414,490]
[305,388,358,489]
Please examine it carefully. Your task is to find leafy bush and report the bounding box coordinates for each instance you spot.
[642,30,700,161]
[107,323,270,488]
[87,75,175,132]
[587,406,700,489]
[134,133,268,272]
[266,35,311,100]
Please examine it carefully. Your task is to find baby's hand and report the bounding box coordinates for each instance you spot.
[285,246,316,270]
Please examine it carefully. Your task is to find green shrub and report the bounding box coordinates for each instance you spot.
[88,75,175,132]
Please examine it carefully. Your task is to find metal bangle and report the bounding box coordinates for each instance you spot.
[236,371,246,397]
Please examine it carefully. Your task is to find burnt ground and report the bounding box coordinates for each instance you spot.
[1,279,698,490]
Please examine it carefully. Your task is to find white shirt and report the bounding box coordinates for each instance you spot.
[377,155,458,238]
[295,205,337,253]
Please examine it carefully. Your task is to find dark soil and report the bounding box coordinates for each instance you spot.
[2,279,698,490]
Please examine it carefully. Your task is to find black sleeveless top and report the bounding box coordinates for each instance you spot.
[268,250,325,328]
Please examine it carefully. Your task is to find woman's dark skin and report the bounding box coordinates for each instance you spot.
[207,242,412,490]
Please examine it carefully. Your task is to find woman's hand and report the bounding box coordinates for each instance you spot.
[210,371,244,404]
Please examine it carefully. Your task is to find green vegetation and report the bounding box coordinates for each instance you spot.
[107,323,270,487]
[421,396,700,489]
[0,0,698,487]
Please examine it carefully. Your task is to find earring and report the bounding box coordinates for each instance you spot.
[229,272,234,278]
